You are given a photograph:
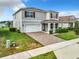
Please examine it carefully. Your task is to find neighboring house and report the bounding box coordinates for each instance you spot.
[0,21,7,28]
[0,24,6,28]
[76,18,79,21]
[59,16,76,28]
[13,7,76,33]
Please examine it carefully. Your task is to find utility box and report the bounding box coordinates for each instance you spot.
[6,40,10,48]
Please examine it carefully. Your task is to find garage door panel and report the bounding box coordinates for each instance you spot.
[24,24,41,32]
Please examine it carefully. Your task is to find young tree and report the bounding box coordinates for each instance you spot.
[6,21,13,28]
[74,21,79,35]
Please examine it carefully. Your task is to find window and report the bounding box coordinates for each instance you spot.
[25,11,35,18]
[50,13,58,18]
[69,23,73,27]
[51,23,53,29]
[56,14,58,18]
[50,13,53,18]
[55,23,58,28]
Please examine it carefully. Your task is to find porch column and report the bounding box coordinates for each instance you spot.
[48,23,51,32]
[53,23,56,33]
[73,22,75,28]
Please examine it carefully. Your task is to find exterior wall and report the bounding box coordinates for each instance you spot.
[76,18,79,21]
[59,23,69,28]
[13,8,76,33]
[22,10,46,21]
[59,22,75,28]
[46,12,59,20]
[46,12,50,20]
[13,10,23,32]
[72,22,75,28]
[13,9,59,32]
[21,10,46,32]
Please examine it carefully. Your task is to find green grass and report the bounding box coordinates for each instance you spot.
[56,31,79,40]
[30,51,57,59]
[0,28,42,57]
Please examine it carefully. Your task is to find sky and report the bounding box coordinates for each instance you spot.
[0,0,79,21]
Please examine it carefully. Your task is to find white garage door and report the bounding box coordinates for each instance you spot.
[24,24,42,32]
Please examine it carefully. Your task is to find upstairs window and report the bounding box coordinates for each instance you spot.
[50,13,53,18]
[56,13,58,18]
[50,13,58,18]
[25,11,35,18]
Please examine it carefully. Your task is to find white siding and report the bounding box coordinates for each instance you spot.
[46,12,59,20]
[22,11,46,21]
[46,12,50,20]
[21,11,46,32]
[13,9,59,32]
[13,11,23,32]
[59,23,69,28]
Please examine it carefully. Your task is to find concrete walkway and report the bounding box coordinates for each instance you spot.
[27,32,64,45]
[0,38,79,59]
[54,43,79,59]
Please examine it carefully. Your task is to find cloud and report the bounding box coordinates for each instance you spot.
[0,0,26,11]
[59,10,79,18]
[0,0,26,16]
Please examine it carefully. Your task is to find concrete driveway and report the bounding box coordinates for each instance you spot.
[27,32,64,45]
[54,43,79,59]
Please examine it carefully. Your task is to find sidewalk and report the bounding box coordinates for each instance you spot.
[0,38,79,59]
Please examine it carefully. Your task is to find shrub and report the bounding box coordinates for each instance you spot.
[17,29,20,33]
[74,29,79,35]
[10,41,16,47]
[9,28,16,32]
[49,30,53,34]
[68,27,74,30]
[74,21,79,35]
[56,28,69,33]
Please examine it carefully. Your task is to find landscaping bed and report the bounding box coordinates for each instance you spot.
[30,51,57,59]
[0,28,42,57]
[56,31,79,40]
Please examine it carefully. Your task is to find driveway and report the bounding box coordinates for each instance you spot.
[54,43,79,59]
[27,32,64,45]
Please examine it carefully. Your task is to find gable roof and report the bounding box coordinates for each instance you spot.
[13,7,59,15]
[47,10,59,13]
[59,15,76,23]
[13,7,47,15]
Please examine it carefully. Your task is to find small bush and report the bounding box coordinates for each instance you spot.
[9,28,16,32]
[10,41,16,47]
[74,29,79,35]
[17,29,20,33]
[56,28,69,33]
[74,21,79,35]
[49,30,53,34]
[68,27,74,30]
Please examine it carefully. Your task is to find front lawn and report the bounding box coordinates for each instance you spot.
[0,28,42,57]
[30,51,57,59]
[56,31,79,40]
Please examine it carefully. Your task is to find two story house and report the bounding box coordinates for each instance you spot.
[13,7,76,33]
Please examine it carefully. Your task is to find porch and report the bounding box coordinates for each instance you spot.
[42,22,58,33]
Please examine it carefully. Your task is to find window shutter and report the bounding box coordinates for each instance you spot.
[25,11,27,17]
[33,12,35,18]
[50,13,53,18]
[56,14,58,18]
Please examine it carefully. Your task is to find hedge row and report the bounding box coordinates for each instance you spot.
[56,28,69,33]
[9,28,20,33]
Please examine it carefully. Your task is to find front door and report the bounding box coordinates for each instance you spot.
[55,23,58,29]
[42,23,48,32]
